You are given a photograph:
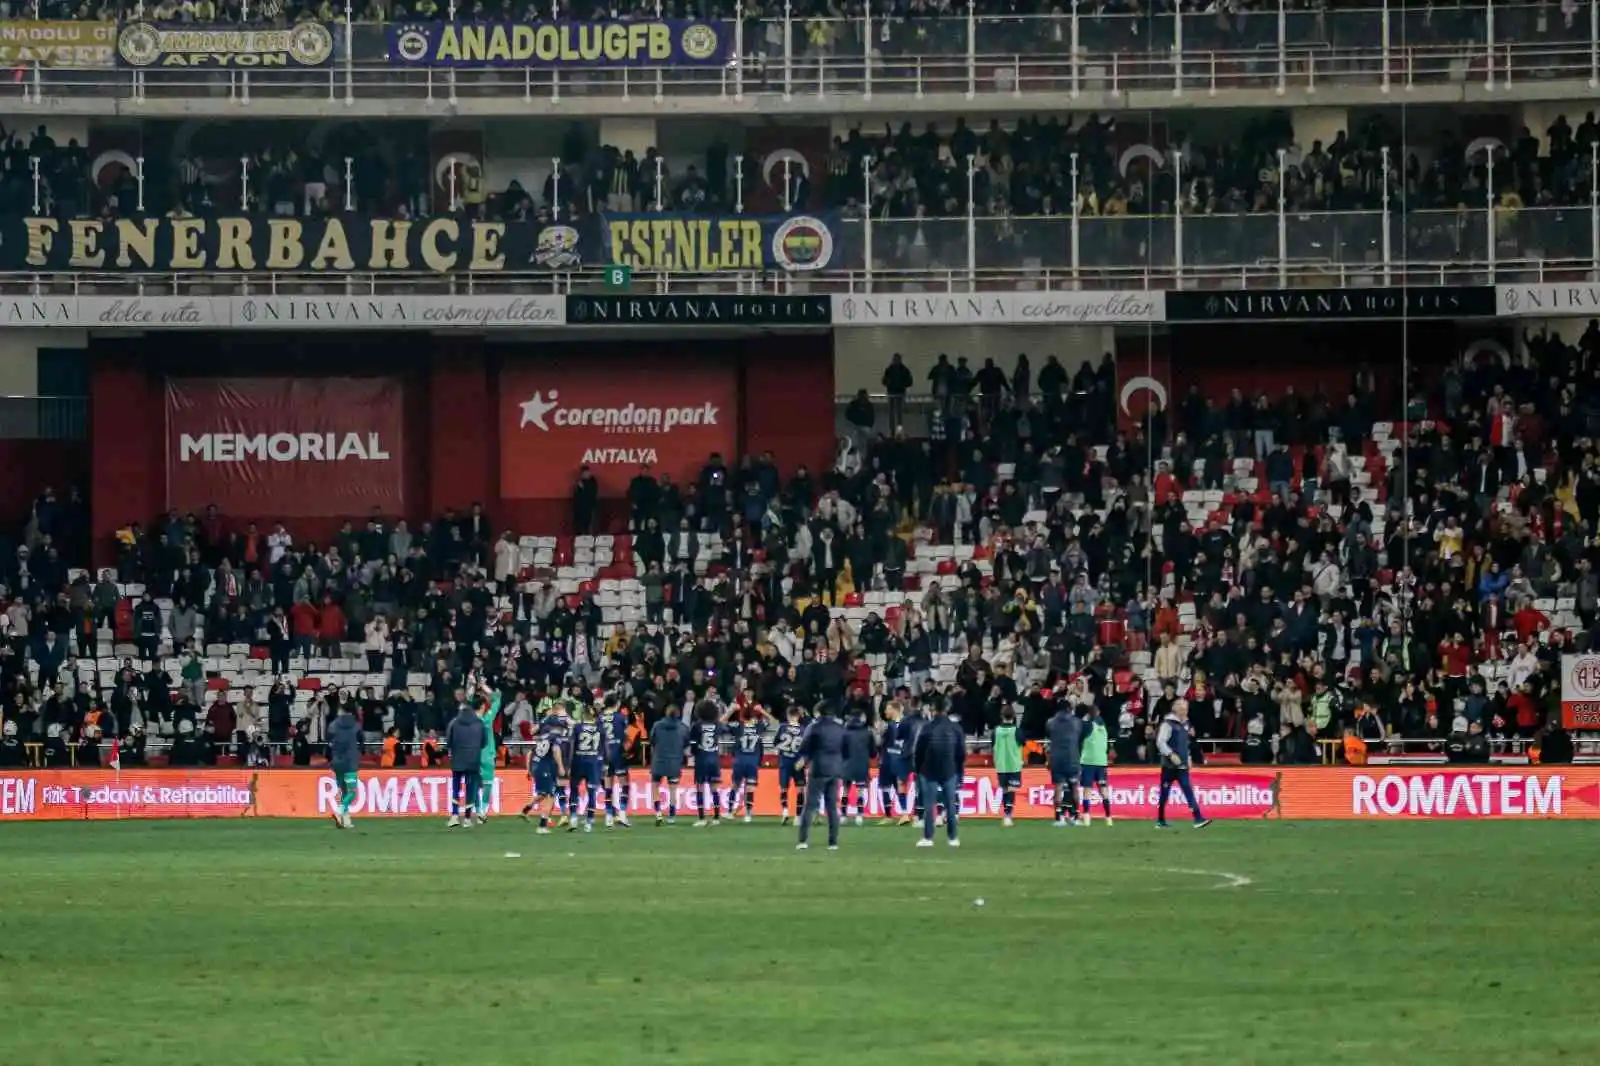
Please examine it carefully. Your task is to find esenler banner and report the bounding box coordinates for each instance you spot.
[7,767,1600,821]
[165,377,405,517]
[499,355,738,498]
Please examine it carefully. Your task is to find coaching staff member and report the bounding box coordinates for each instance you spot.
[446,701,487,827]
[795,701,844,851]
[913,696,966,848]
[1156,699,1211,829]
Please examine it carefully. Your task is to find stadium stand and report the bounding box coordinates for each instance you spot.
[1,317,1591,771]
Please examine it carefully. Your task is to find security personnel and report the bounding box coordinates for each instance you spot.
[795,701,845,851]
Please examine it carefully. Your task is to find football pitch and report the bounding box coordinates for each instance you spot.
[1,819,1596,1066]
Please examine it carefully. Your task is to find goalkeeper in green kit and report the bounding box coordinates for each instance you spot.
[472,678,502,824]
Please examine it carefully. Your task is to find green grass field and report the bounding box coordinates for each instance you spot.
[1,819,1596,1066]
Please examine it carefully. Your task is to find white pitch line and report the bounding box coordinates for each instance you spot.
[1163,867,1254,890]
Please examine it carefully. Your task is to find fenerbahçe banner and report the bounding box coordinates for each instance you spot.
[498,354,739,499]
[5,767,1600,821]
[165,377,405,519]
[0,212,844,274]
[386,19,730,67]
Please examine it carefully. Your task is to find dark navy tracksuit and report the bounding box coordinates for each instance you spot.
[797,714,845,847]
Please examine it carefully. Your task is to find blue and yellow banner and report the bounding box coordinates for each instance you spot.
[116,21,336,67]
[601,212,840,272]
[387,20,729,68]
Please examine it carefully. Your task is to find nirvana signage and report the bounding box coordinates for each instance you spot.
[1496,284,1600,318]
[165,377,405,517]
[0,296,564,330]
[565,294,832,326]
[1166,286,1496,322]
[830,291,1164,325]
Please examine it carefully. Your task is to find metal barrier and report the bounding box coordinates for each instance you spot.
[14,4,1600,105]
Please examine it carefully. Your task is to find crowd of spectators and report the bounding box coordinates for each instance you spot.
[3,325,1597,772]
[8,98,1597,278]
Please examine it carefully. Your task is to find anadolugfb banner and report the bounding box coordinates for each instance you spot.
[7,767,1600,821]
[499,356,738,499]
[165,377,405,518]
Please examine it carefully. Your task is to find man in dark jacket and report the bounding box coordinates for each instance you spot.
[446,703,486,828]
[649,707,688,824]
[913,698,965,846]
[328,704,362,829]
[796,701,845,850]
[1046,701,1085,826]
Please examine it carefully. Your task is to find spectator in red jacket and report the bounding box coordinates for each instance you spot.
[1513,602,1550,645]
[290,598,319,663]
[317,594,347,656]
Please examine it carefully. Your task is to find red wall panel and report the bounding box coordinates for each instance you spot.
[90,356,162,566]
[0,441,89,527]
[426,340,492,517]
[741,333,835,478]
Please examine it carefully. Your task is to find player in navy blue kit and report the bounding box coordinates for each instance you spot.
[876,700,909,825]
[518,718,567,834]
[600,697,633,828]
[690,699,726,827]
[774,705,808,825]
[729,702,775,823]
[566,706,606,833]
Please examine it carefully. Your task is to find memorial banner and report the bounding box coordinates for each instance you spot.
[116,20,335,67]
[165,376,406,517]
[4,766,1598,821]
[0,20,115,66]
[387,19,729,67]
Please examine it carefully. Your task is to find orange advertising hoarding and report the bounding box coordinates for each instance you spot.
[3,766,1599,821]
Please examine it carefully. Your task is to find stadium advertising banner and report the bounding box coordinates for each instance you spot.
[830,291,1165,326]
[165,377,405,517]
[0,20,115,66]
[6,767,1600,821]
[499,355,739,498]
[115,20,335,67]
[0,295,564,330]
[1496,283,1600,319]
[385,19,729,67]
[565,294,833,326]
[1166,285,1497,322]
[1560,655,1600,730]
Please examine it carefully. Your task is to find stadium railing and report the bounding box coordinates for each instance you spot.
[1,206,1591,292]
[17,4,1600,104]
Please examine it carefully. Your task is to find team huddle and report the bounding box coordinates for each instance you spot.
[325,683,1211,837]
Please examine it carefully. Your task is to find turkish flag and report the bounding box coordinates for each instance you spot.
[742,125,830,212]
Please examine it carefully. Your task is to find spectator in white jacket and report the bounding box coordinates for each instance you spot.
[494,532,519,584]
[363,616,390,672]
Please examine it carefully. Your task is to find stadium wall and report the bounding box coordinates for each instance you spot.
[88,339,434,565]
[4,767,1596,821]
